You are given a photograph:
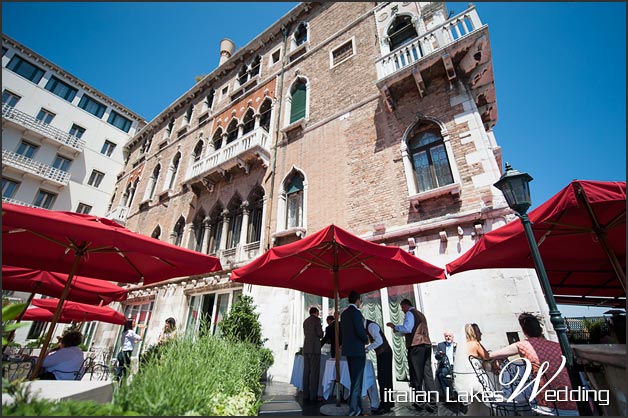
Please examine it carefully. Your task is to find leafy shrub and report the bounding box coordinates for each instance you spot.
[583,318,606,343]
[219,295,265,347]
[113,334,266,416]
[4,398,139,416]
[259,347,274,370]
[2,303,27,346]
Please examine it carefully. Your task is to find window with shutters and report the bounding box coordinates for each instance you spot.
[289,79,307,124]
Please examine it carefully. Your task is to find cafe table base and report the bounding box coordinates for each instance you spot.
[321,358,380,409]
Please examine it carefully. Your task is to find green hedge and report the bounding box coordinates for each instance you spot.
[4,334,271,416]
[113,334,266,416]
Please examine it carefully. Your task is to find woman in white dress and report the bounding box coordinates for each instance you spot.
[452,324,491,415]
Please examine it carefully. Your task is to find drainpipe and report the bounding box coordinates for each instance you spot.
[262,23,290,251]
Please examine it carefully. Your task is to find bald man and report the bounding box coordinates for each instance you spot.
[435,330,456,396]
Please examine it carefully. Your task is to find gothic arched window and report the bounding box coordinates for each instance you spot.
[259,98,272,132]
[284,171,304,229]
[289,79,307,124]
[408,125,453,193]
[387,15,418,50]
[173,216,185,247]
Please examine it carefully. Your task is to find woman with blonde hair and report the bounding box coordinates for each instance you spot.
[452,323,492,415]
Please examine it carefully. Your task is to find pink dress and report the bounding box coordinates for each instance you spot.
[515,338,577,411]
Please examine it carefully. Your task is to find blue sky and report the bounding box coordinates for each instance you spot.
[3,2,625,317]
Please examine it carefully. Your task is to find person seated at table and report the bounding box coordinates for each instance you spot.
[489,313,579,416]
[321,315,341,358]
[468,323,500,372]
[158,317,177,344]
[39,331,84,380]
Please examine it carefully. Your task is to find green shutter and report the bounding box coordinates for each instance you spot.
[290,82,307,123]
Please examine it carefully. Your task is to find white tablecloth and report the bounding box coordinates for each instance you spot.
[289,353,329,397]
[321,358,379,408]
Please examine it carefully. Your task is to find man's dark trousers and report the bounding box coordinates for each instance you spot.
[303,353,320,400]
[347,355,365,414]
[408,344,437,405]
[376,349,394,409]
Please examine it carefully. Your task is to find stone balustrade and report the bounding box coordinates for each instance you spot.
[184,127,270,182]
[376,6,483,80]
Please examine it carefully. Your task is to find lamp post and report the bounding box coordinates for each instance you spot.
[494,163,594,416]
[493,163,573,365]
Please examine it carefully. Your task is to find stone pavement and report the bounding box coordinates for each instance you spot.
[259,381,467,416]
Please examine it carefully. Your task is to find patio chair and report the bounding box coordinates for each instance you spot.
[3,360,34,382]
[468,355,531,416]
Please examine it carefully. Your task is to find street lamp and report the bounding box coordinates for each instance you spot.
[494,163,593,416]
[493,163,573,366]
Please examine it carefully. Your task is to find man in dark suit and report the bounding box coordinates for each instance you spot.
[321,315,341,358]
[340,291,368,416]
[435,330,456,397]
[302,306,324,402]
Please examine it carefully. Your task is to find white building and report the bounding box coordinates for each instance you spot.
[2,35,145,216]
[2,34,145,345]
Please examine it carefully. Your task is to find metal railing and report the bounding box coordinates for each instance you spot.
[2,104,86,152]
[184,127,270,182]
[2,149,71,186]
[376,6,483,79]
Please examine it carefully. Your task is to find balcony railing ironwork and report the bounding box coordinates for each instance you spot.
[2,104,86,152]
[2,149,71,186]
[376,7,483,79]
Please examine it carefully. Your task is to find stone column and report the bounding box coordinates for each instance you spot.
[202,216,212,254]
[240,201,250,245]
[169,232,177,245]
[237,122,244,138]
[219,209,230,250]
[221,133,228,149]
[254,114,261,129]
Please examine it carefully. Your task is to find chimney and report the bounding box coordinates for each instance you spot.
[219,38,235,66]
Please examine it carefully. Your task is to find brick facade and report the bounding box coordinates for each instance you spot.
[92,3,552,384]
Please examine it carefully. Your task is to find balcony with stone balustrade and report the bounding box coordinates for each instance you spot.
[375,5,497,131]
[184,126,271,187]
[2,104,86,154]
[2,148,71,187]
[105,205,130,226]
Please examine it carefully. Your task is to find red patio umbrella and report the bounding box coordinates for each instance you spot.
[30,298,127,325]
[446,180,626,306]
[22,308,74,324]
[2,265,128,306]
[2,203,223,379]
[231,224,445,410]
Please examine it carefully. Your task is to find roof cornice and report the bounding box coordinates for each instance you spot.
[2,34,146,124]
[128,2,316,148]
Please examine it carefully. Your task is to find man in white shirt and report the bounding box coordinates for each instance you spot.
[364,318,394,415]
[386,299,437,413]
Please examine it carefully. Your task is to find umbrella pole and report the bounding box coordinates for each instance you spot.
[333,271,341,408]
[30,253,82,380]
[577,186,627,291]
